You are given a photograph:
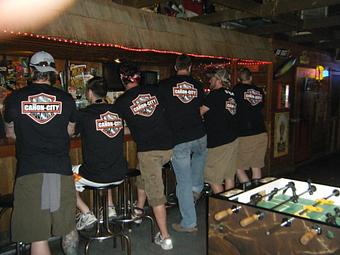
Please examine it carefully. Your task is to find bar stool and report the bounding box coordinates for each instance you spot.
[162,162,177,206]
[0,193,26,254]
[80,183,130,255]
[113,169,155,243]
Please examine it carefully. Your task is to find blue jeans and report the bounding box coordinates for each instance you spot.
[172,135,207,228]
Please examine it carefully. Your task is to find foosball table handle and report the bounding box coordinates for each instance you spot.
[214,206,241,221]
[300,226,321,245]
[240,212,263,227]
[214,209,233,221]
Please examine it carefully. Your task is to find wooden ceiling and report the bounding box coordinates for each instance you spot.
[113,0,340,56]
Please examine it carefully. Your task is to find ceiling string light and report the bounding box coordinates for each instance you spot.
[0,29,272,65]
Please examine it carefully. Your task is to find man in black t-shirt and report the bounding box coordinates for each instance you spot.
[233,67,268,186]
[115,63,173,250]
[4,51,77,255]
[72,77,127,230]
[158,54,207,233]
[201,69,239,193]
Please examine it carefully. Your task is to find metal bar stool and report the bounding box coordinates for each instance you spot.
[0,193,26,255]
[81,183,130,255]
[113,169,155,243]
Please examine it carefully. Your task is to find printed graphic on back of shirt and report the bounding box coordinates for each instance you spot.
[21,93,62,124]
[225,98,237,115]
[130,94,159,117]
[95,111,123,138]
[172,82,198,103]
[243,89,263,106]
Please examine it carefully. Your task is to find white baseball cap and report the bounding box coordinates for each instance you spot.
[207,69,231,85]
[29,51,57,73]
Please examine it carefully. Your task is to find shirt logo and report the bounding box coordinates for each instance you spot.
[21,93,62,124]
[95,111,123,138]
[225,98,237,115]
[130,94,159,117]
[244,89,263,106]
[172,82,198,104]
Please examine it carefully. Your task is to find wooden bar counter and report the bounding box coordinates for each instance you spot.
[0,135,137,240]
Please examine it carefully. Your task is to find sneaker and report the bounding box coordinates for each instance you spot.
[76,212,97,230]
[193,191,202,203]
[172,223,198,233]
[132,208,143,224]
[154,232,173,250]
[108,205,117,219]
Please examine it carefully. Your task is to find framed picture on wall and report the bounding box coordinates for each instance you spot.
[274,112,289,158]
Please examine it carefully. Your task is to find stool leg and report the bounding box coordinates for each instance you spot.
[85,239,93,255]
[144,215,156,242]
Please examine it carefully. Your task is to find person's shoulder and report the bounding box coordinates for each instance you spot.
[224,88,235,97]
[143,84,159,93]
[49,86,74,101]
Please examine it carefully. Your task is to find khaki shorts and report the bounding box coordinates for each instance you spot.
[11,173,76,243]
[136,150,172,207]
[205,139,239,185]
[237,133,268,170]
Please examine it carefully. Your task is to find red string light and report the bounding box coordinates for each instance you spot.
[0,29,272,64]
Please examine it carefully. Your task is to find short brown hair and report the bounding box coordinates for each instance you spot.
[239,67,252,82]
[175,54,192,71]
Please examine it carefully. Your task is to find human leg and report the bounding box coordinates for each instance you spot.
[136,188,147,209]
[138,150,173,249]
[236,169,250,183]
[172,142,197,229]
[251,167,262,180]
[191,135,207,194]
[210,183,224,194]
[224,179,235,190]
[76,192,90,214]
[31,240,51,255]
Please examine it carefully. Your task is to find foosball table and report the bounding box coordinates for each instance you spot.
[208,178,340,255]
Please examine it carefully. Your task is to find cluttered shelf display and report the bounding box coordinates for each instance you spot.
[208,178,340,255]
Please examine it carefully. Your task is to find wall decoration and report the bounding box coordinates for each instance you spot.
[274,112,289,158]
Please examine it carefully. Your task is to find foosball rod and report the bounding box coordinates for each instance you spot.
[270,185,317,211]
[265,217,295,236]
[249,181,295,205]
[298,189,339,216]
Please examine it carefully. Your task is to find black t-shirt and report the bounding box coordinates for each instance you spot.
[115,85,173,152]
[0,113,6,139]
[233,83,266,136]
[158,75,206,145]
[3,83,76,178]
[76,104,127,183]
[203,88,238,148]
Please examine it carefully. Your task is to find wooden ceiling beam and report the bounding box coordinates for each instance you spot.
[303,15,340,30]
[112,0,167,8]
[190,10,254,25]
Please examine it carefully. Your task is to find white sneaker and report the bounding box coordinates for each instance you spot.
[154,232,173,250]
[108,205,117,219]
[132,208,143,224]
[76,212,97,230]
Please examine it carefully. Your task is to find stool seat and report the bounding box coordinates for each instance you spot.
[84,181,124,190]
[0,194,13,208]
[125,169,141,178]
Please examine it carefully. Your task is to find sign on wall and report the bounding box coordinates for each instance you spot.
[274,112,289,158]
